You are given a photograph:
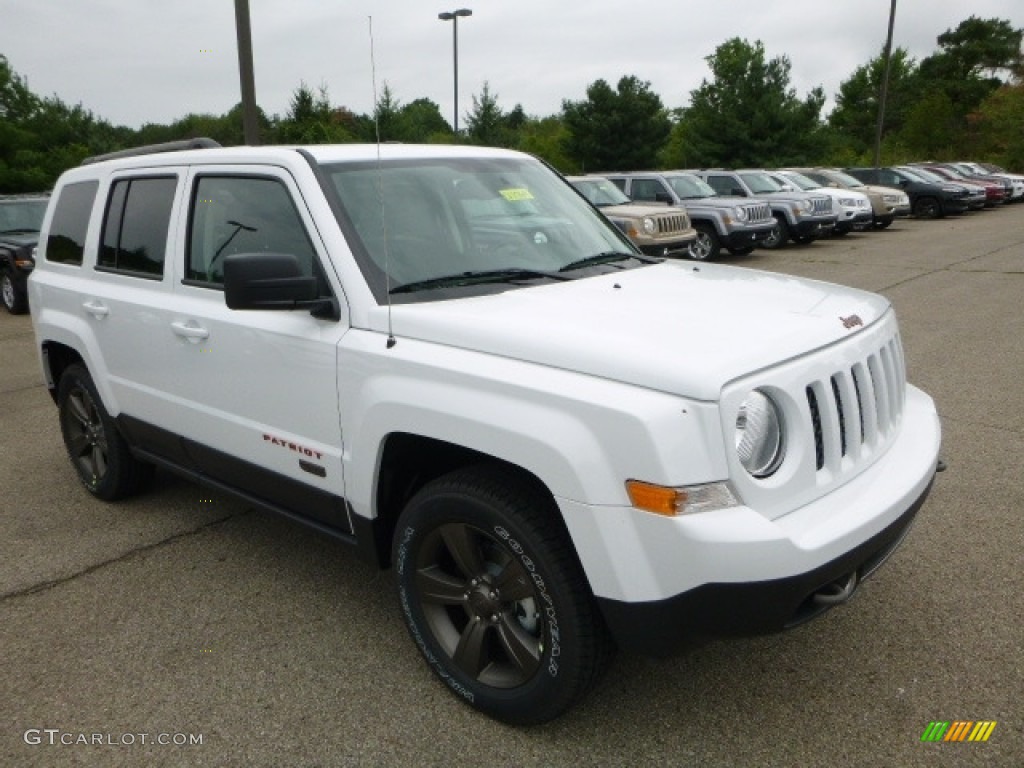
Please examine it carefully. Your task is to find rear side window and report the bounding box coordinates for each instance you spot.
[46,181,99,265]
[187,176,318,286]
[98,176,177,277]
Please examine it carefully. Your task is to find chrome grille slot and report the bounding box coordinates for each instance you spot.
[806,386,824,470]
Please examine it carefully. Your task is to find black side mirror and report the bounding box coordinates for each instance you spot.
[223,252,319,311]
[655,192,673,204]
[731,188,746,197]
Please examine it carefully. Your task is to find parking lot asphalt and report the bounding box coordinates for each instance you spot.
[2,205,1022,768]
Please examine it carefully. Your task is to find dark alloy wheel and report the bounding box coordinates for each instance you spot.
[761,214,790,249]
[1,269,27,314]
[393,466,613,725]
[913,197,942,219]
[687,224,720,260]
[57,364,152,500]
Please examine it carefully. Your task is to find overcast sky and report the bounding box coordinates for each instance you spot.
[2,1,1022,130]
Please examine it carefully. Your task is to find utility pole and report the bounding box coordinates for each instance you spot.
[234,0,261,145]
[873,0,897,167]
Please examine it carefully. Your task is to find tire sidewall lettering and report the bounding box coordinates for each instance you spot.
[493,524,561,678]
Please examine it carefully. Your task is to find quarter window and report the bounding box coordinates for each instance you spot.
[46,181,99,265]
[98,177,177,277]
[187,176,319,286]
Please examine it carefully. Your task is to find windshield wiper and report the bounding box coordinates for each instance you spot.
[0,228,39,235]
[558,251,657,272]
[390,268,572,295]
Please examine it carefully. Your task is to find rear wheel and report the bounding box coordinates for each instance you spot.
[393,466,614,725]
[687,224,720,260]
[57,364,152,500]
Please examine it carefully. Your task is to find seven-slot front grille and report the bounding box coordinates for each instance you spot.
[744,202,773,223]
[655,213,690,234]
[805,333,906,474]
[810,196,834,216]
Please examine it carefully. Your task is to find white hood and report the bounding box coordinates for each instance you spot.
[379,261,890,401]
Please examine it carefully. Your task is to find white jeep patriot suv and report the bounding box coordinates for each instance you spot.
[30,140,941,725]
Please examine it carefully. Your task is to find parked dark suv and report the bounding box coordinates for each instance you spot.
[0,194,49,314]
[844,167,969,219]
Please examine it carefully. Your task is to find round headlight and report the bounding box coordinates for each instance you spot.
[735,390,785,478]
[642,217,657,235]
[732,206,748,222]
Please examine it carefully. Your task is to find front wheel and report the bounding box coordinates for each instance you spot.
[913,197,942,219]
[687,224,720,260]
[393,466,613,725]
[761,214,790,249]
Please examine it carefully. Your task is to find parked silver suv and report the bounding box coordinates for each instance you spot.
[603,172,774,260]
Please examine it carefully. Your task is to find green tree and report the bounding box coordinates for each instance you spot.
[973,84,1024,169]
[517,116,578,173]
[677,38,826,168]
[396,98,450,143]
[915,16,1023,151]
[562,76,670,171]
[465,82,508,146]
[828,48,918,157]
[277,82,356,144]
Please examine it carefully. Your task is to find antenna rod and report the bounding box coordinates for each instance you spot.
[369,16,396,349]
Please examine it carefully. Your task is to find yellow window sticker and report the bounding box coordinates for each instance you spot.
[499,188,534,201]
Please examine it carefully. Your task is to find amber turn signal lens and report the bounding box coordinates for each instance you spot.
[625,480,686,516]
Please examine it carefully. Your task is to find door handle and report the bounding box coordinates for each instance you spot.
[82,300,109,318]
[170,320,210,342]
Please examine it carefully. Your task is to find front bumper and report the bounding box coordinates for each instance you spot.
[721,224,774,250]
[793,217,836,238]
[558,384,941,656]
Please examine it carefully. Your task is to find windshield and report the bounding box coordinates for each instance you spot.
[778,172,819,190]
[0,198,47,232]
[906,167,944,183]
[571,178,631,206]
[738,172,783,194]
[896,167,927,182]
[667,174,717,199]
[325,156,634,302]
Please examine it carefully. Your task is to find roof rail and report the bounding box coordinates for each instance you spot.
[81,137,222,166]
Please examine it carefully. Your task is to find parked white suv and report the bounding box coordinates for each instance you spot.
[30,140,941,725]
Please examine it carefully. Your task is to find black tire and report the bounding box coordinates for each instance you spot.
[393,466,614,725]
[57,364,152,500]
[913,197,942,219]
[726,245,754,256]
[687,224,720,261]
[761,214,790,249]
[1,269,27,315]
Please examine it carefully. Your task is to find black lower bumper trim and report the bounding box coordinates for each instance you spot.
[596,475,936,657]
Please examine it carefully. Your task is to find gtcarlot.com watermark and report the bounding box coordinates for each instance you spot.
[24,728,203,747]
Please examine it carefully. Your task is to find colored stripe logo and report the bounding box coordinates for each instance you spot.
[921,721,996,742]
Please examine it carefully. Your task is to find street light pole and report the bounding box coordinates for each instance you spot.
[438,9,472,136]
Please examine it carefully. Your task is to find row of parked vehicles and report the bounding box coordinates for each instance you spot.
[569,161,1024,262]
[2,160,1022,314]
